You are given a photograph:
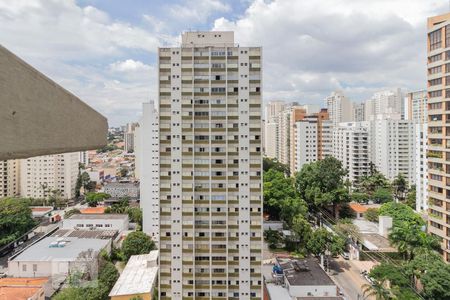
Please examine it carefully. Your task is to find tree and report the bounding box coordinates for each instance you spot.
[351,192,369,204]
[0,198,37,246]
[127,207,143,227]
[295,157,350,217]
[264,228,283,249]
[392,174,408,202]
[85,192,111,207]
[405,185,416,209]
[356,171,390,196]
[372,187,393,204]
[279,197,307,227]
[365,208,379,222]
[378,202,424,228]
[80,172,91,192]
[65,208,81,219]
[98,261,119,291]
[370,263,410,289]
[122,231,156,261]
[263,169,298,220]
[306,228,345,257]
[361,279,394,300]
[291,215,312,246]
[333,221,361,242]
[263,157,289,176]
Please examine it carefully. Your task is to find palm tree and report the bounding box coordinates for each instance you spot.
[362,279,393,300]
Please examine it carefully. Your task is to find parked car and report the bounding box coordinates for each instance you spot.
[0,272,7,278]
[341,252,350,260]
[364,274,375,285]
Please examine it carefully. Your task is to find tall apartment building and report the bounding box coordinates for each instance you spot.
[124,122,138,153]
[136,101,160,244]
[19,153,79,199]
[291,109,330,173]
[364,89,403,120]
[407,90,428,124]
[426,13,450,261]
[353,102,365,122]
[332,122,370,182]
[263,101,285,158]
[406,90,429,212]
[158,31,262,299]
[368,118,416,184]
[0,160,20,198]
[321,120,333,159]
[325,90,353,127]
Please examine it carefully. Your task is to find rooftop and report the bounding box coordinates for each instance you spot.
[0,286,42,300]
[80,207,106,214]
[104,182,138,188]
[11,236,109,262]
[109,250,159,297]
[31,207,53,212]
[362,233,396,252]
[52,229,117,239]
[349,203,368,213]
[68,213,127,220]
[0,277,48,287]
[277,257,335,286]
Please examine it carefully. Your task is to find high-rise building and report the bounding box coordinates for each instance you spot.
[426,13,450,261]
[353,102,365,122]
[368,118,416,184]
[405,90,429,212]
[325,91,353,127]
[263,101,286,158]
[157,31,262,299]
[136,101,160,244]
[320,120,333,159]
[364,89,403,121]
[332,122,370,182]
[0,160,20,198]
[19,152,79,199]
[407,90,428,124]
[291,109,330,173]
[124,122,138,153]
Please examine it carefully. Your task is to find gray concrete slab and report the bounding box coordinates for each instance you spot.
[0,45,107,160]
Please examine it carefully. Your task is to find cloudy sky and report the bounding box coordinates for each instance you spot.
[0,0,448,125]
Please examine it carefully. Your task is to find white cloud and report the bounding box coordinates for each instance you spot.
[167,0,231,23]
[213,0,447,103]
[110,59,152,72]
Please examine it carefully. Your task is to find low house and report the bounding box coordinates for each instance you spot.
[264,257,343,300]
[109,250,158,300]
[62,213,129,232]
[30,207,53,218]
[8,230,112,279]
[0,277,49,300]
[349,203,381,220]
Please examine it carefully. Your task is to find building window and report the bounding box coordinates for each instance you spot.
[446,25,450,47]
[430,29,442,51]
[22,264,27,272]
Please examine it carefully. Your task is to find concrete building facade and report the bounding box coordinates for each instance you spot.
[353,102,365,122]
[368,119,416,184]
[365,89,404,121]
[158,31,263,299]
[137,101,160,244]
[332,122,370,182]
[19,152,79,199]
[0,159,20,198]
[426,13,450,262]
[325,90,353,127]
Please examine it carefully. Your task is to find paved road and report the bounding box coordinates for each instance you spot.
[328,257,374,300]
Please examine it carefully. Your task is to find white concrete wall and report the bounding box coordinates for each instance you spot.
[62,217,128,231]
[287,282,337,298]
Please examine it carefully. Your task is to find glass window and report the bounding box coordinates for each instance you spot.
[430,29,442,51]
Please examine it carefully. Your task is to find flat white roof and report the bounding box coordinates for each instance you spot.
[109,250,159,297]
[12,236,109,262]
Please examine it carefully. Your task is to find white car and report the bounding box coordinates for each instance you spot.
[341,252,350,260]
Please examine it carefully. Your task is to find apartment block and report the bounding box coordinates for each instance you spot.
[368,118,416,184]
[124,122,138,153]
[158,31,262,299]
[19,152,79,199]
[0,160,20,198]
[364,89,403,121]
[416,123,428,212]
[332,122,370,182]
[353,102,365,122]
[407,90,428,124]
[263,101,286,158]
[426,13,450,262]
[325,90,353,127]
[136,101,160,244]
[291,109,330,174]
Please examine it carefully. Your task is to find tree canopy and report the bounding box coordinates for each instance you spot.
[0,198,36,247]
[295,157,349,216]
[85,192,111,207]
[122,231,156,261]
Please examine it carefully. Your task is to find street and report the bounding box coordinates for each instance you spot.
[328,257,375,300]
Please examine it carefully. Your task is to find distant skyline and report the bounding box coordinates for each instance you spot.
[0,0,448,125]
